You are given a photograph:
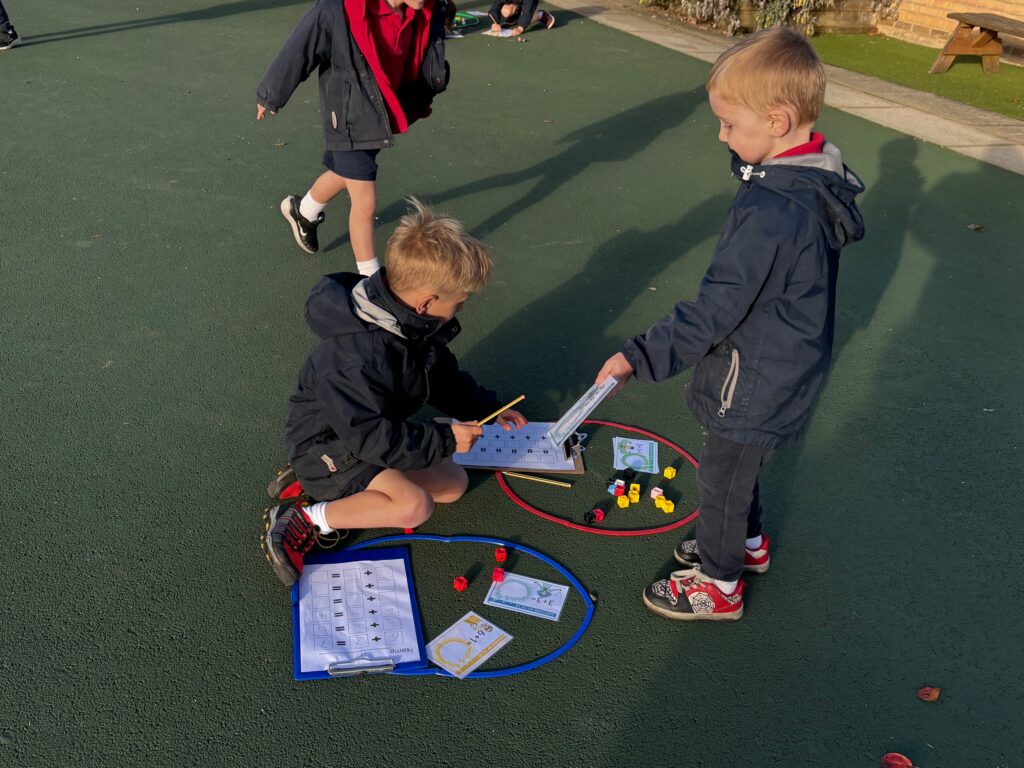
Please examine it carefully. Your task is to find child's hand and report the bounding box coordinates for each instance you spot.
[596,352,634,396]
[451,422,484,453]
[491,22,501,32]
[495,410,527,431]
[512,25,525,35]
[256,104,276,120]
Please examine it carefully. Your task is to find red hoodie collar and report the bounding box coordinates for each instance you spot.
[774,132,826,158]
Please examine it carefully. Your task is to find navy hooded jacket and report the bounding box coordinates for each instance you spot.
[622,143,865,449]
[284,270,502,481]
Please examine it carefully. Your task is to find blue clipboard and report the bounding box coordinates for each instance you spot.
[291,546,428,680]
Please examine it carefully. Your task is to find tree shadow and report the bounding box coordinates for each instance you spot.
[20,0,309,46]
[459,191,733,416]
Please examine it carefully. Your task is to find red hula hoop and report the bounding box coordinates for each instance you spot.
[495,419,700,536]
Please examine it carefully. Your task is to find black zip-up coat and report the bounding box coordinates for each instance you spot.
[623,144,865,449]
[284,271,502,480]
[256,0,450,151]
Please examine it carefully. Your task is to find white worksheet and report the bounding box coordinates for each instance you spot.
[426,611,513,679]
[296,557,421,675]
[453,421,577,472]
[484,574,570,621]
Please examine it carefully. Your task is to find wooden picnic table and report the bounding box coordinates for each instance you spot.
[929,12,1024,74]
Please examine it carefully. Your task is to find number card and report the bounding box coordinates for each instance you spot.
[425,612,513,679]
[483,574,570,621]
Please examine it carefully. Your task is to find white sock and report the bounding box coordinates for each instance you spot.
[714,579,739,595]
[305,502,334,534]
[299,192,327,222]
[356,257,380,276]
[745,535,764,551]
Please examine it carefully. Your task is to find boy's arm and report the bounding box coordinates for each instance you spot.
[515,0,538,31]
[318,364,458,471]
[623,227,780,383]
[256,0,334,113]
[487,0,504,26]
[426,346,504,423]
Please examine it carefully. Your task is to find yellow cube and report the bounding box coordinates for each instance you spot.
[629,483,640,496]
[662,500,675,514]
[628,491,640,504]
[655,496,666,510]
[663,467,677,480]
[617,495,630,509]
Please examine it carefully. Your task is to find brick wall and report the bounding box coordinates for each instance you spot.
[878,0,1024,62]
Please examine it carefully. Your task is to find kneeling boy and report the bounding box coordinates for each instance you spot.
[263,199,526,586]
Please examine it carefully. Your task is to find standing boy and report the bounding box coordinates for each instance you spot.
[262,199,526,587]
[256,0,450,274]
[596,27,864,621]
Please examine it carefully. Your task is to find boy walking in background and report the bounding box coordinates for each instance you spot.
[257,0,450,274]
[596,27,864,620]
[262,199,526,587]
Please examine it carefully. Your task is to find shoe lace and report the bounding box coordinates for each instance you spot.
[283,513,318,555]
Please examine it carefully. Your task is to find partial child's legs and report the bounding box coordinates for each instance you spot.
[298,173,379,274]
[317,459,468,531]
[694,433,774,585]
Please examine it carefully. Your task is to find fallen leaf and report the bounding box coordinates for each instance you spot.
[273,141,288,147]
[880,754,913,767]
[916,686,941,702]
[543,119,554,124]
[966,223,985,232]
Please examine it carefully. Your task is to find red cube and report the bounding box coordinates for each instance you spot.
[494,547,508,563]
[492,567,505,583]
[453,576,469,592]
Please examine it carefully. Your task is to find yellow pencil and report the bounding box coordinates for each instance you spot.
[502,471,572,489]
[473,394,526,427]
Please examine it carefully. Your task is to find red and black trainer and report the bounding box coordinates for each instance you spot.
[642,567,745,621]
[673,534,771,574]
[261,503,318,587]
[266,464,307,503]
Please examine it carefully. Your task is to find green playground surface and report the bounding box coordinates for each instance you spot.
[2,2,1023,766]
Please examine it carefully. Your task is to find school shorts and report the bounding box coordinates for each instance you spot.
[292,449,386,503]
[322,148,381,182]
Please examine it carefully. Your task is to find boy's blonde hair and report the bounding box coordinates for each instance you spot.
[386,198,492,296]
[707,26,825,126]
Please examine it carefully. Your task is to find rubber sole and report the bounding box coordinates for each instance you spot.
[261,505,301,587]
[642,592,744,621]
[280,197,316,254]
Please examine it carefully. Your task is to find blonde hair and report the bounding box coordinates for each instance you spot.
[707,26,826,126]
[385,198,493,296]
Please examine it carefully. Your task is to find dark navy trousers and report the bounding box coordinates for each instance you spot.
[694,432,775,581]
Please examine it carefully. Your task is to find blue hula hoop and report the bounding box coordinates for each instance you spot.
[349,534,596,678]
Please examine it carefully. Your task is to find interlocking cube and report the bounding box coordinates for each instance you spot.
[614,485,625,497]
[650,487,664,500]
[628,491,640,504]
[494,547,507,563]
[655,496,666,510]
[617,495,629,509]
[663,467,677,480]
[629,483,640,496]
[607,483,618,496]
[492,567,505,583]
[662,500,675,514]
[453,576,469,592]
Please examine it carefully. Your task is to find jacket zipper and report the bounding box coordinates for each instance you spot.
[718,348,740,417]
[365,59,394,148]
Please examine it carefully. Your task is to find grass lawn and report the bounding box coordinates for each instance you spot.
[811,33,1024,120]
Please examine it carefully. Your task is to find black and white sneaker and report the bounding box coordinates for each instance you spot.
[280,195,324,254]
[0,28,21,51]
